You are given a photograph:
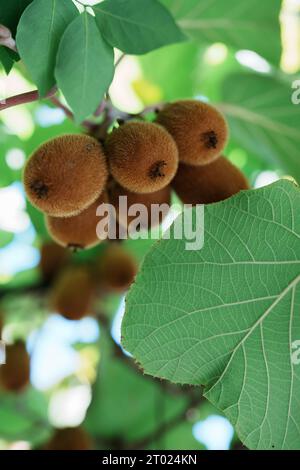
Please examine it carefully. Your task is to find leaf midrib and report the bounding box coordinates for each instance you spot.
[218,103,300,141]
[206,273,300,398]
[47,0,56,62]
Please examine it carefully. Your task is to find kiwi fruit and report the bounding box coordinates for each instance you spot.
[108,180,171,231]
[51,266,95,320]
[39,241,69,280]
[105,121,178,194]
[23,134,108,217]
[0,341,30,392]
[172,157,249,205]
[156,100,228,166]
[96,244,138,292]
[46,192,109,250]
[45,427,92,450]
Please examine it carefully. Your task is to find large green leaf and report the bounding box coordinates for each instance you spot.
[162,0,281,64]
[122,180,300,450]
[219,73,300,184]
[94,0,186,55]
[55,12,114,123]
[16,0,78,96]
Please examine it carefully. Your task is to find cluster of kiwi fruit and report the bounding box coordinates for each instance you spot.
[22,100,249,321]
[38,241,138,321]
[1,100,249,447]
[23,100,249,250]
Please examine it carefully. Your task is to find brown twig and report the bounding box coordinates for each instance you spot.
[49,95,74,120]
[93,100,106,118]
[0,87,57,112]
[140,102,164,116]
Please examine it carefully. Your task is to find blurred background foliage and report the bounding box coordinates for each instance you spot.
[0,0,299,450]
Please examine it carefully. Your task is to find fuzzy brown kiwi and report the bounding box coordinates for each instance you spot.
[108,180,171,231]
[46,192,109,250]
[105,121,178,194]
[51,266,95,320]
[156,100,228,166]
[44,427,92,450]
[39,241,69,281]
[23,134,108,217]
[96,244,138,292]
[0,341,30,392]
[172,157,249,205]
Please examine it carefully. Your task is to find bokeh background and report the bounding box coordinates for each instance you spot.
[0,0,299,450]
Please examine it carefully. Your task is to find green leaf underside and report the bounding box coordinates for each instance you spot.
[16,0,77,96]
[55,12,114,123]
[122,180,300,450]
[162,0,281,64]
[94,0,186,55]
[221,73,300,185]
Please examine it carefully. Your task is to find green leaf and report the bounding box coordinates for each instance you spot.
[0,0,32,36]
[0,46,14,74]
[55,12,114,123]
[162,0,281,64]
[16,0,78,96]
[94,0,186,55]
[219,73,300,184]
[122,180,300,450]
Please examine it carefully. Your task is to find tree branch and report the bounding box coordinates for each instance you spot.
[0,87,57,112]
